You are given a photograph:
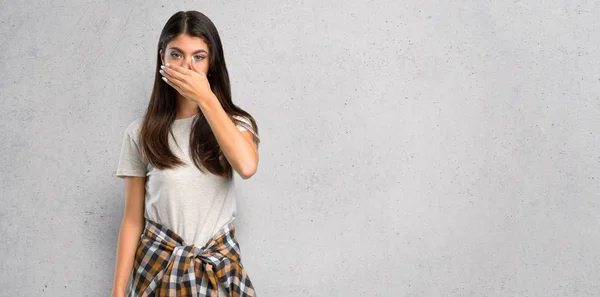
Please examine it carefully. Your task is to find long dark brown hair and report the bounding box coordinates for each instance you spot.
[138,10,259,180]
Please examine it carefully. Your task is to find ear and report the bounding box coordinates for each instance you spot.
[159,49,164,65]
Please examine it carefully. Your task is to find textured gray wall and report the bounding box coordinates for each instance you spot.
[1,1,599,296]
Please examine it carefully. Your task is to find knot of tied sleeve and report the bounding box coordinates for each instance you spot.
[128,217,257,297]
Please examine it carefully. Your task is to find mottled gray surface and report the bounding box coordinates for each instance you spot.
[1,1,599,296]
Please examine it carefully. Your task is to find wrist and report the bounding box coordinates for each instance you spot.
[196,93,219,110]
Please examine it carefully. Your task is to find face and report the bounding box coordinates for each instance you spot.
[160,33,210,74]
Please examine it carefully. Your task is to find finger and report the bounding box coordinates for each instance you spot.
[161,76,183,93]
[165,63,192,77]
[160,67,186,87]
[161,64,186,83]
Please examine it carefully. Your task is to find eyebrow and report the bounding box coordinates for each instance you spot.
[169,46,208,54]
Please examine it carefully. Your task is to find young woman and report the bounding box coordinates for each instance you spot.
[111,11,259,297]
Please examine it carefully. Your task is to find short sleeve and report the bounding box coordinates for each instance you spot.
[233,115,259,140]
[116,128,147,179]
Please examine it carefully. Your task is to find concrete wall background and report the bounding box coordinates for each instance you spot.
[1,1,599,296]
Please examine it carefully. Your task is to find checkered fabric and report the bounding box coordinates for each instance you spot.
[126,217,257,297]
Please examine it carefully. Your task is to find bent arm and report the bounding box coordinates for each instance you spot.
[197,97,259,179]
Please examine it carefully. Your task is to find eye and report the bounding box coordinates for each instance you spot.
[194,55,206,61]
[170,52,181,58]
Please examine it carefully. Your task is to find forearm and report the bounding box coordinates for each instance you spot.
[111,217,144,295]
[197,95,258,177]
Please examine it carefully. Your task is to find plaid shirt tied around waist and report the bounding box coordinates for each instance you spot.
[127,217,257,297]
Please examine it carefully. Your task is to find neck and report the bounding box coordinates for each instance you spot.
[176,94,200,119]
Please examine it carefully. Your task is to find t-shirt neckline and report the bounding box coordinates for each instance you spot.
[174,113,199,122]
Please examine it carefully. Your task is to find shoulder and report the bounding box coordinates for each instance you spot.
[124,116,144,137]
[122,116,145,147]
[232,114,258,134]
[232,114,253,126]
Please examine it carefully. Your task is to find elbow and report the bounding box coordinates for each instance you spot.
[237,150,259,179]
[239,163,257,179]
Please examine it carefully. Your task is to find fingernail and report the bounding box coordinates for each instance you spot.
[160,65,164,70]
[165,63,170,67]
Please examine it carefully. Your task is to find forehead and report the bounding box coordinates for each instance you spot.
[166,34,209,53]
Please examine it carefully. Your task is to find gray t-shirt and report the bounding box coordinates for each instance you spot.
[115,113,258,249]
